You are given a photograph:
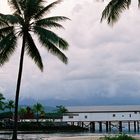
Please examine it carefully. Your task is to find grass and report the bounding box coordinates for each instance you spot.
[100,134,136,140]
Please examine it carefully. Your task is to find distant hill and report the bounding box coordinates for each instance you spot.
[43,106,57,113]
[19,96,140,107]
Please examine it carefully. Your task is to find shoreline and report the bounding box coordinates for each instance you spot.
[1,132,140,140]
[1,134,140,140]
[44,134,140,140]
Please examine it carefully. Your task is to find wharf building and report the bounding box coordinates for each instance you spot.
[63,105,140,132]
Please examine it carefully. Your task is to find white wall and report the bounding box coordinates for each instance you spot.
[63,112,140,122]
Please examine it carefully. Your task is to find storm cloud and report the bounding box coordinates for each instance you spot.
[0,0,140,105]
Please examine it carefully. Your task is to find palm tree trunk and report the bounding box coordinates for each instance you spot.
[37,111,39,123]
[12,35,26,140]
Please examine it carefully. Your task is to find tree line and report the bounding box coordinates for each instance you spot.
[0,92,68,122]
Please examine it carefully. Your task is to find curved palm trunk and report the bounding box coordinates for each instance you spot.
[12,35,26,140]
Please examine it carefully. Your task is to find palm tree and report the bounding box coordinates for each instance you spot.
[101,0,140,25]
[0,0,69,139]
[33,102,44,122]
[56,105,68,122]
[56,105,68,114]
[5,100,15,113]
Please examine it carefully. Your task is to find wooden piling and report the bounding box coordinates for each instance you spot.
[106,121,109,132]
[81,122,84,128]
[128,121,130,132]
[134,121,136,132]
[99,122,102,132]
[119,121,122,132]
[137,121,139,132]
[90,122,95,132]
[109,121,111,132]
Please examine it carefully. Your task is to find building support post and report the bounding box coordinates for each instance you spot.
[134,121,136,132]
[77,122,80,126]
[128,121,130,132]
[82,122,84,128]
[119,121,122,132]
[90,122,95,132]
[71,122,74,126]
[106,121,109,132]
[109,121,111,132]
[99,122,102,132]
[137,121,139,132]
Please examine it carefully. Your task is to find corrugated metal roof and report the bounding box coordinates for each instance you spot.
[67,105,140,113]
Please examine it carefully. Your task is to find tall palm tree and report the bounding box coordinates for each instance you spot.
[33,102,44,122]
[101,0,140,25]
[0,0,69,139]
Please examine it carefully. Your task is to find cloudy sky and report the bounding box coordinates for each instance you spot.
[0,0,140,106]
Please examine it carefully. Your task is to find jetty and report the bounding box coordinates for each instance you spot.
[63,105,140,132]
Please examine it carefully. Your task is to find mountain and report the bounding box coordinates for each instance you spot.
[19,96,140,107]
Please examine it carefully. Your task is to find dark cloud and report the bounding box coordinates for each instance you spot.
[0,0,140,106]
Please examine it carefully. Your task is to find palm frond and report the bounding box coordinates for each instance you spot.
[58,37,69,50]
[47,41,68,64]
[24,0,43,20]
[8,0,21,14]
[0,14,19,25]
[0,26,14,39]
[34,0,62,19]
[42,16,70,22]
[101,0,131,25]
[33,26,68,64]
[0,32,17,66]
[138,0,140,7]
[0,16,10,27]
[34,16,70,28]
[35,19,64,29]
[14,14,24,26]
[38,36,68,64]
[26,33,43,71]
[33,26,68,50]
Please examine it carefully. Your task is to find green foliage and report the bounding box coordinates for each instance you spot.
[33,103,44,114]
[56,105,68,114]
[0,93,5,110]
[46,112,62,119]
[18,107,27,118]
[101,134,136,140]
[0,111,13,119]
[5,100,14,112]
[33,103,44,121]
